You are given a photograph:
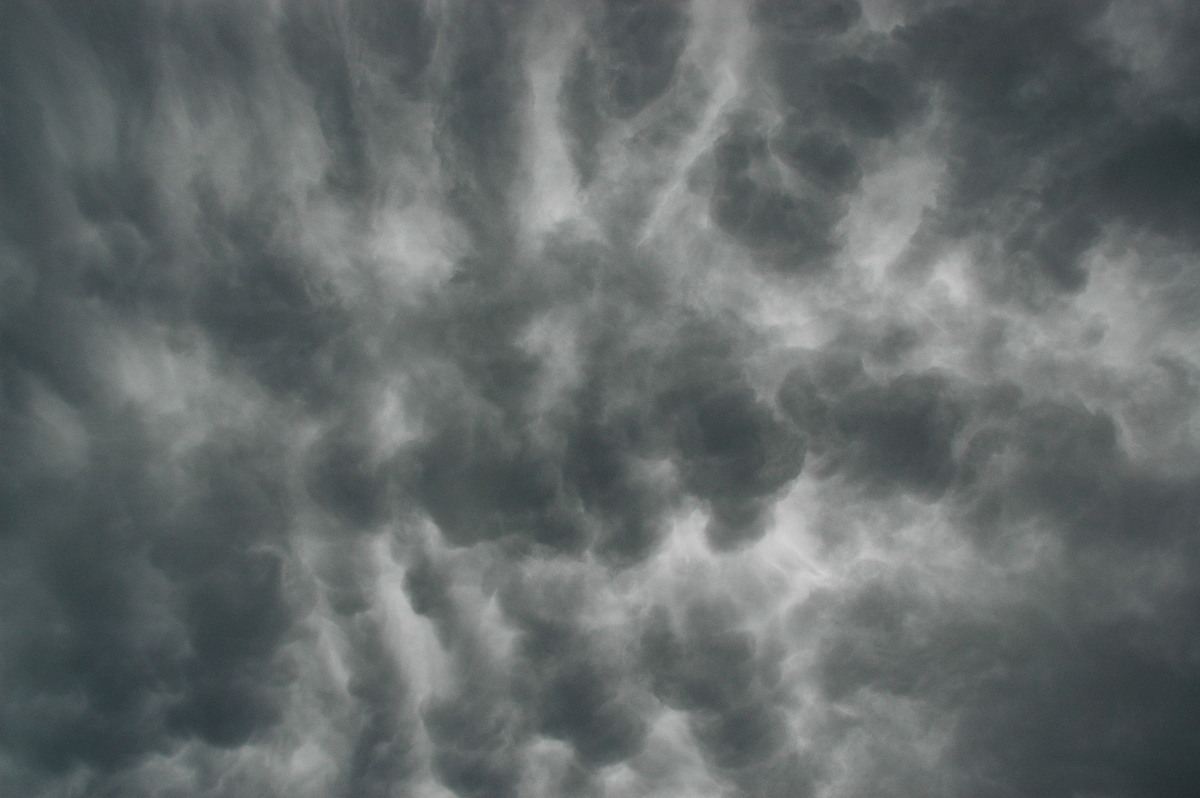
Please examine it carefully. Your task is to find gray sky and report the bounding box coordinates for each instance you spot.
[2,1,1200,796]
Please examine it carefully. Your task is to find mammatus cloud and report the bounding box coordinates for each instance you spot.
[2,0,1199,796]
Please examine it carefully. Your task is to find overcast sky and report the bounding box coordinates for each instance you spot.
[3,1,1200,796]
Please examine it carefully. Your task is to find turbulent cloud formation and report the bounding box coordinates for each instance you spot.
[2,0,1200,796]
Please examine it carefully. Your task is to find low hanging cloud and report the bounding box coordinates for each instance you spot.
[2,0,1200,796]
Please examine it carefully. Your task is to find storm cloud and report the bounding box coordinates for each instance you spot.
[3,0,1200,796]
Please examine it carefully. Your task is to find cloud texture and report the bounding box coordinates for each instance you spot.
[2,0,1200,796]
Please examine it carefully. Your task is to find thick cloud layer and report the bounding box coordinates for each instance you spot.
[2,1,1200,796]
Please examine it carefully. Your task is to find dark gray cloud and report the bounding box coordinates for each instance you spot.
[708,119,845,272]
[3,0,1200,796]
[890,0,1200,303]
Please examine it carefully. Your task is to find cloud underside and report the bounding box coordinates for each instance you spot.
[2,0,1200,796]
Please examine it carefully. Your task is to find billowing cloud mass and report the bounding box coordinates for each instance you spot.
[3,0,1200,796]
